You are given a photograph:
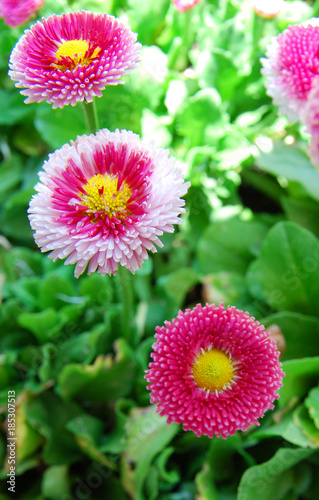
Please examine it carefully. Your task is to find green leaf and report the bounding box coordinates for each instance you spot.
[35,104,85,150]
[305,385,319,430]
[39,272,76,310]
[121,405,179,500]
[197,217,269,274]
[293,405,319,447]
[238,448,315,500]
[177,89,228,147]
[262,312,319,361]
[18,308,62,343]
[25,391,82,465]
[252,221,319,317]
[157,268,200,308]
[42,465,71,500]
[252,412,317,449]
[58,339,136,402]
[279,357,319,408]
[281,196,319,237]
[256,144,319,202]
[0,90,36,125]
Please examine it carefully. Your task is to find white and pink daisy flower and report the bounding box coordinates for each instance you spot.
[0,0,44,28]
[172,0,203,13]
[28,129,190,277]
[145,303,284,439]
[261,19,319,122]
[8,10,141,108]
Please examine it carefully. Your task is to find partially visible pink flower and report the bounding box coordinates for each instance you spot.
[0,0,44,27]
[172,0,203,13]
[145,303,284,439]
[302,81,319,168]
[28,129,190,277]
[261,19,319,122]
[252,0,284,19]
[8,10,141,108]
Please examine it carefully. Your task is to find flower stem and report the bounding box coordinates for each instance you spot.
[117,266,136,345]
[82,99,99,134]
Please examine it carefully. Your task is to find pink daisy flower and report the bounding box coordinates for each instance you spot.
[145,303,284,439]
[28,129,190,277]
[302,82,319,168]
[0,0,44,28]
[8,10,141,109]
[261,19,319,122]
[172,0,203,13]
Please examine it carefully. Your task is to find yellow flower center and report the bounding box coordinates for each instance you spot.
[80,173,132,219]
[192,348,234,393]
[54,39,100,70]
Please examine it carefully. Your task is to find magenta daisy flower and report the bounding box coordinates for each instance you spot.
[28,129,190,277]
[145,303,284,439]
[0,0,44,28]
[261,19,319,122]
[172,0,203,13]
[8,10,141,109]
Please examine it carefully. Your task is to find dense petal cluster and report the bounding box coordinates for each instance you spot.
[145,303,284,439]
[28,129,190,277]
[0,0,44,27]
[252,0,284,19]
[8,10,141,108]
[261,19,319,122]
[172,0,203,13]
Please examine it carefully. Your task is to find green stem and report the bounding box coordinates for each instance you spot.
[117,266,135,344]
[82,99,99,134]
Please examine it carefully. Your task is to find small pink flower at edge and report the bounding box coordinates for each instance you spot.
[0,0,44,28]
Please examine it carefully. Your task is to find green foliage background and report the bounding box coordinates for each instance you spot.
[1,0,319,499]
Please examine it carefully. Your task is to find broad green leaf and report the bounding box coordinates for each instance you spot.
[238,448,315,500]
[35,104,85,150]
[305,385,319,430]
[256,144,319,202]
[121,405,179,500]
[16,398,43,462]
[293,405,319,447]
[252,222,319,317]
[281,196,319,237]
[252,413,317,449]
[18,308,62,343]
[25,392,82,465]
[263,312,319,361]
[0,90,36,125]
[39,272,76,310]
[197,217,269,274]
[58,339,136,402]
[279,357,319,408]
[156,268,200,308]
[66,414,116,469]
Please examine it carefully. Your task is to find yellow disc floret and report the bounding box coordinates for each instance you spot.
[54,39,100,70]
[192,348,234,393]
[80,173,132,219]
